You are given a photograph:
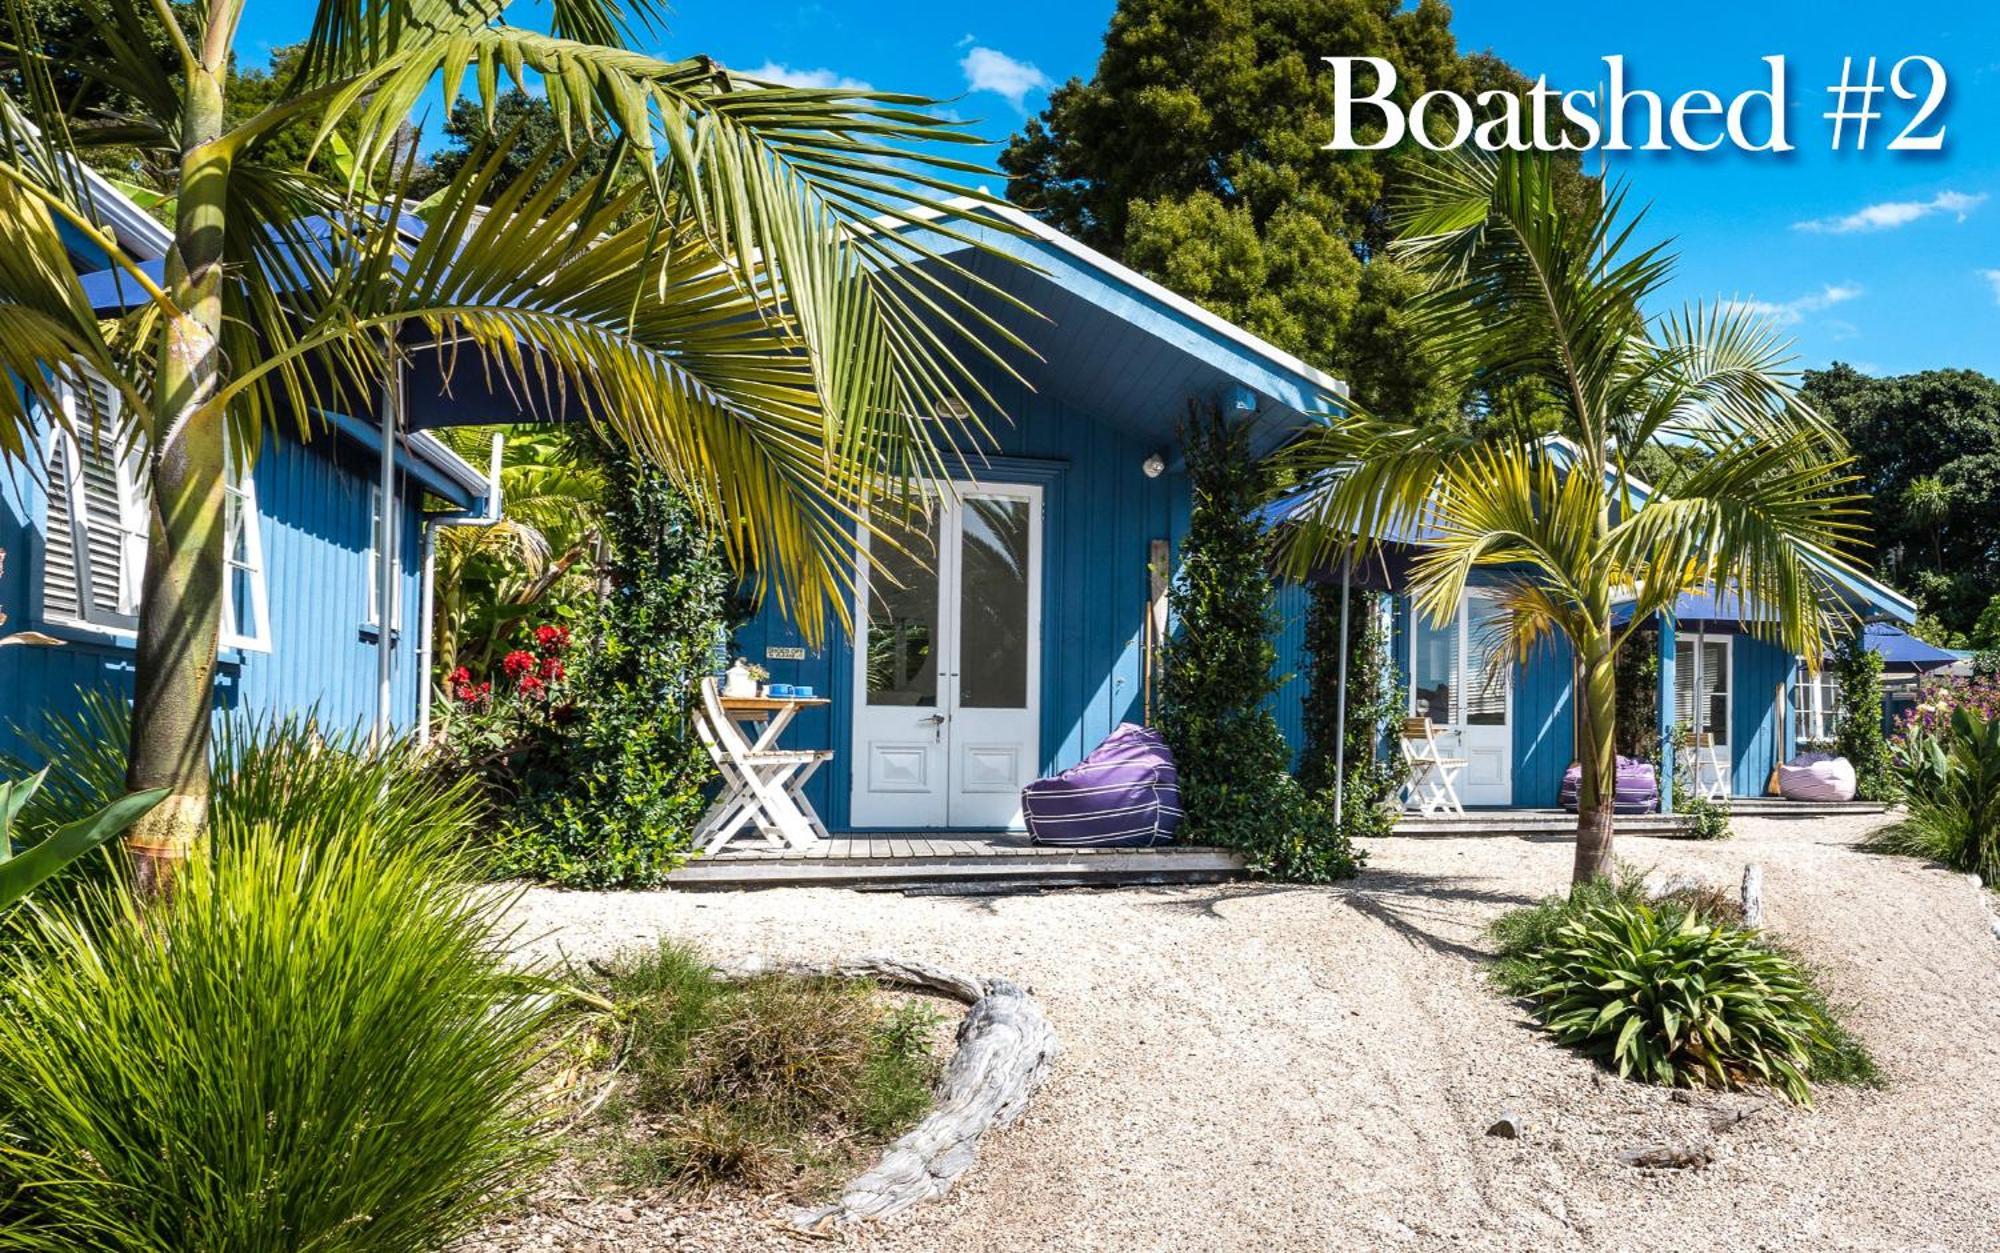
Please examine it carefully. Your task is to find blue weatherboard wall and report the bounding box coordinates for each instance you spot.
[0,426,428,763]
[1513,633,1577,806]
[735,366,1201,832]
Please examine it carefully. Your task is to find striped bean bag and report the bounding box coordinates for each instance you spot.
[1022,723,1183,847]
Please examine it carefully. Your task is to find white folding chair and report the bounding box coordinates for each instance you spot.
[1692,732,1731,801]
[1400,716,1467,817]
[693,678,830,853]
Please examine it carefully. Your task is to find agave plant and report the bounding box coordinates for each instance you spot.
[0,769,164,912]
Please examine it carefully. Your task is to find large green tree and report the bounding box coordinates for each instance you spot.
[1803,364,2000,640]
[0,0,1021,890]
[1001,0,1591,423]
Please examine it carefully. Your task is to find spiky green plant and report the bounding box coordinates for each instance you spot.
[0,769,162,912]
[1517,898,1844,1104]
[1872,707,2000,885]
[0,806,551,1249]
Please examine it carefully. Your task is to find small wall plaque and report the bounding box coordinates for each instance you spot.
[765,646,807,661]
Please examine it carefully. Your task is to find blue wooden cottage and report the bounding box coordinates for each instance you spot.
[0,169,492,758]
[734,199,1343,832]
[738,200,1923,828]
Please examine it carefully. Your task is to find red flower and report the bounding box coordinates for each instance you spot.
[517,673,546,699]
[540,657,565,683]
[502,650,536,680]
[534,624,570,654]
[449,665,471,685]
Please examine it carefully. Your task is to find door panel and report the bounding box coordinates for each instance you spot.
[1408,589,1513,806]
[853,500,948,827]
[851,485,1041,829]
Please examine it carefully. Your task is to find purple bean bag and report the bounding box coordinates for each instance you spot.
[1559,756,1662,814]
[1023,722,1184,847]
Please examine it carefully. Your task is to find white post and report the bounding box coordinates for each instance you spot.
[1332,556,1352,826]
[416,522,436,747]
[373,356,399,748]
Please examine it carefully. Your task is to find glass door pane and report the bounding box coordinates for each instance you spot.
[1700,640,1729,745]
[1411,604,1459,725]
[1464,592,1508,726]
[864,504,941,707]
[956,495,1031,709]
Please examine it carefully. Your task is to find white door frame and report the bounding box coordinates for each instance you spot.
[1676,632,1733,796]
[1408,588,1513,806]
[850,481,1042,829]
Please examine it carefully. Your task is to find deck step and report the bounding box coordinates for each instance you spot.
[668,847,1246,892]
[1395,800,1889,836]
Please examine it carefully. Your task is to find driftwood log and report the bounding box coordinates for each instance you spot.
[1740,863,1765,928]
[709,953,1058,1232]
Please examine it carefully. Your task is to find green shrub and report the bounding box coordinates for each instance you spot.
[1677,794,1733,841]
[1492,893,1872,1105]
[1297,580,1405,841]
[1873,707,2000,885]
[487,443,733,887]
[1835,631,1895,802]
[0,819,553,1250]
[592,941,942,1192]
[1156,403,1362,881]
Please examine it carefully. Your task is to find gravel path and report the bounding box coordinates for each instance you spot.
[489,813,2000,1251]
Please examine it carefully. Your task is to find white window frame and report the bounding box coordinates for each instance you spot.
[365,482,403,631]
[38,370,270,653]
[220,436,272,653]
[1792,664,1841,745]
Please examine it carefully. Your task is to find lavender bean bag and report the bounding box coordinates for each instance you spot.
[1559,756,1662,814]
[1778,752,1856,802]
[1023,722,1183,847]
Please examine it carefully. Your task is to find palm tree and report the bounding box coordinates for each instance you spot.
[1275,153,1868,886]
[0,0,1029,890]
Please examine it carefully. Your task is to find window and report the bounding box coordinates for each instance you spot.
[41,373,148,630]
[1673,637,1731,747]
[1793,666,1842,745]
[365,483,403,631]
[39,369,269,651]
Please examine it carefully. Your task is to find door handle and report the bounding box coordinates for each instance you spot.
[922,712,947,742]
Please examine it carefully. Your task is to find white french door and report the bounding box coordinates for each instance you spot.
[851,483,1042,829]
[1409,588,1513,805]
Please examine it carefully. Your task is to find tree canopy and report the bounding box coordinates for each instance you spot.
[1000,0,1594,424]
[1803,365,2000,645]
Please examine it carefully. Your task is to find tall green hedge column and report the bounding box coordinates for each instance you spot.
[1156,402,1360,882]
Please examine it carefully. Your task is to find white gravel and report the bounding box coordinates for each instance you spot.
[484,813,2000,1251]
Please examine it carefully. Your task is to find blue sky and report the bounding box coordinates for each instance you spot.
[236,1,2000,378]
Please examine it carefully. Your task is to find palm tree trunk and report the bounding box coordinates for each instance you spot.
[1571,638,1619,885]
[123,52,233,896]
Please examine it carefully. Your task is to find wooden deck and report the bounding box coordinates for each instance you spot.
[668,832,1246,892]
[1394,799,1889,837]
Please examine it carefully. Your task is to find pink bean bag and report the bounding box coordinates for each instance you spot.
[1777,753,1856,802]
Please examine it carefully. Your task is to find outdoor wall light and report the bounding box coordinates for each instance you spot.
[1141,451,1167,478]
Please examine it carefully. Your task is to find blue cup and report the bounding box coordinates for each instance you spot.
[766,683,794,697]
[793,685,815,698]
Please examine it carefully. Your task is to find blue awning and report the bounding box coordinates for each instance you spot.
[1864,622,1959,672]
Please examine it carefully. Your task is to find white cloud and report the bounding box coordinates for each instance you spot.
[1722,283,1862,328]
[735,61,873,92]
[1794,190,1986,234]
[1981,270,2000,304]
[960,46,1051,109]
[956,33,977,48]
